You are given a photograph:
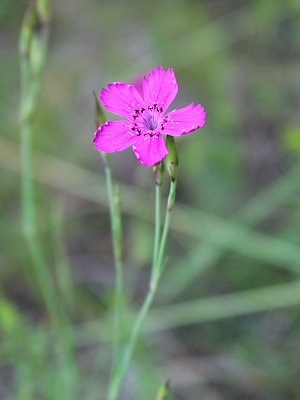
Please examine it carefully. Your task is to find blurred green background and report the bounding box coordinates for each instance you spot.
[1,0,300,399]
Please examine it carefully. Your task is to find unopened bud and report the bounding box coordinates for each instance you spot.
[93,91,107,127]
[93,91,110,164]
[19,6,34,58]
[156,379,171,400]
[19,0,50,59]
[19,0,50,121]
[36,0,50,26]
[153,159,165,186]
[165,135,179,182]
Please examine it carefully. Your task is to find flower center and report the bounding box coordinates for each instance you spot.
[130,103,164,137]
[143,113,158,130]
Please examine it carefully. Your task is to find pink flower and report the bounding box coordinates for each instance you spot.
[93,67,206,167]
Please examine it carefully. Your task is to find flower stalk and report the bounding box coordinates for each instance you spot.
[152,160,165,270]
[107,169,177,400]
[154,178,177,288]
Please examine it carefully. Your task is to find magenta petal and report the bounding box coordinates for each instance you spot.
[132,134,168,166]
[143,67,178,113]
[93,121,137,152]
[161,103,206,137]
[100,83,145,120]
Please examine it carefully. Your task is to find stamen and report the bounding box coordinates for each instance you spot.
[132,104,163,133]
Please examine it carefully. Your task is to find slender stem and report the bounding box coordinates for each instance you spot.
[155,180,177,283]
[20,121,35,237]
[104,157,124,369]
[20,120,58,321]
[107,287,155,400]
[107,178,177,400]
[51,200,75,313]
[152,183,161,273]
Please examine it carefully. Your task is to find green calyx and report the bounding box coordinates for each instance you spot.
[165,135,179,182]
[153,159,166,186]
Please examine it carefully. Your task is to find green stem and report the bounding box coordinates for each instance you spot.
[104,157,124,368]
[20,121,35,237]
[107,178,177,400]
[107,287,155,400]
[51,200,75,313]
[152,183,161,274]
[20,120,58,321]
[154,180,177,282]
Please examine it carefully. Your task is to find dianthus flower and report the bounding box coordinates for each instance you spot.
[93,67,206,166]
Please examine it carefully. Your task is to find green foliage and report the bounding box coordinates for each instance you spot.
[283,125,300,157]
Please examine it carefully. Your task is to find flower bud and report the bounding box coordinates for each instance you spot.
[93,91,109,164]
[19,0,50,121]
[19,0,50,62]
[93,91,107,127]
[165,135,179,182]
[36,0,50,25]
[156,379,171,400]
